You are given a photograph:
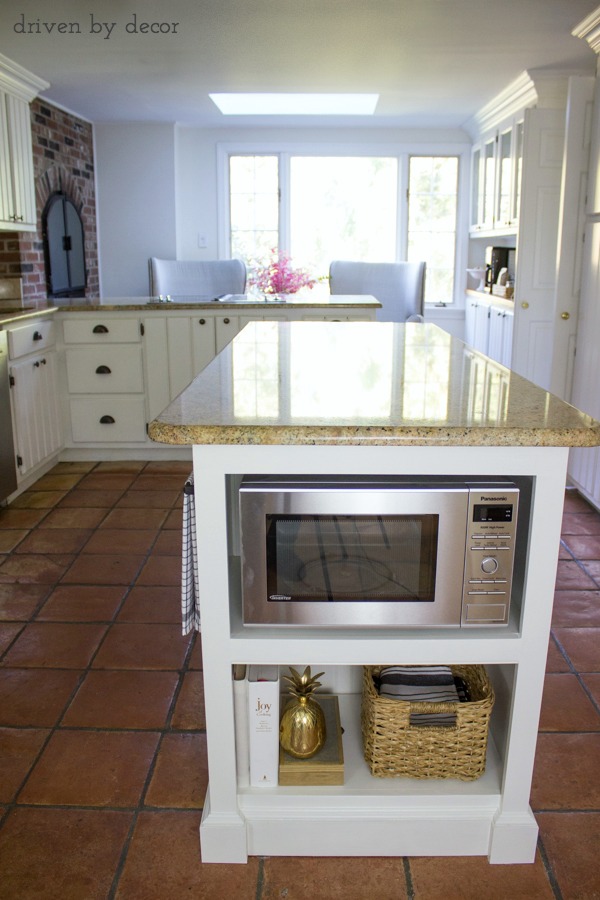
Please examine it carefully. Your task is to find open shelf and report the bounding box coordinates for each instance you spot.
[238,693,503,802]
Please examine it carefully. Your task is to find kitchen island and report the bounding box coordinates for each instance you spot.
[149,321,600,865]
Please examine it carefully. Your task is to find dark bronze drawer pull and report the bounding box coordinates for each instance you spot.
[33,331,43,341]
[99,415,115,424]
[95,365,112,374]
[223,317,230,324]
[199,318,206,325]
[92,324,109,334]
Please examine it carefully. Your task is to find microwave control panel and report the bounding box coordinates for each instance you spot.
[462,484,519,625]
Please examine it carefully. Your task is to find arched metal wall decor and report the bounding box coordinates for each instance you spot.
[42,191,86,297]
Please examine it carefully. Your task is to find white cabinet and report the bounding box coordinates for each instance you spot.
[0,93,36,230]
[143,314,219,421]
[470,133,497,232]
[465,295,513,368]
[215,314,248,353]
[8,318,62,478]
[0,56,48,232]
[62,315,147,445]
[464,294,490,353]
[488,305,514,368]
[495,116,524,231]
[470,115,524,235]
[192,315,217,373]
[59,303,379,451]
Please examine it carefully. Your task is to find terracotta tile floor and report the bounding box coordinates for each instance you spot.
[0,465,599,899]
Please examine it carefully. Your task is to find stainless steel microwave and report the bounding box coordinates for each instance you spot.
[239,476,520,628]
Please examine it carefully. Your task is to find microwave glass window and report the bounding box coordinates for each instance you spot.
[265,514,438,602]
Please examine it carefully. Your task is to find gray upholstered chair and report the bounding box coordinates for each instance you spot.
[149,258,246,298]
[329,260,426,322]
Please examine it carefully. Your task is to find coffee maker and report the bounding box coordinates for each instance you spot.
[485,246,515,293]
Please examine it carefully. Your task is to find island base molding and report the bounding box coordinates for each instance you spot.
[200,802,538,864]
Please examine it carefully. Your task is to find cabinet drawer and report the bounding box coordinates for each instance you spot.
[8,319,56,358]
[69,396,146,443]
[63,317,140,344]
[65,346,144,393]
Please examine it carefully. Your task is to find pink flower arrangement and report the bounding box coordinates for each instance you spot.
[250,249,317,295]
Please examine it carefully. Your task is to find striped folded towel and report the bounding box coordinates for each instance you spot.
[376,665,468,727]
[181,473,200,634]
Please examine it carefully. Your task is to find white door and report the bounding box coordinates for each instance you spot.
[511,107,565,389]
[569,220,600,505]
[550,77,594,401]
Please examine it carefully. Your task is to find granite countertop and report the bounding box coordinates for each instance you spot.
[54,293,381,311]
[148,321,600,448]
[0,294,379,323]
[0,305,57,327]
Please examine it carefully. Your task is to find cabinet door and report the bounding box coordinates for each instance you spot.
[496,126,513,229]
[0,93,13,227]
[215,315,242,353]
[481,134,497,230]
[487,306,505,363]
[166,317,194,398]
[10,350,61,476]
[473,301,490,355]
[142,317,170,421]
[191,315,216,374]
[470,145,482,230]
[487,306,513,368]
[510,118,524,228]
[0,93,36,230]
[500,309,514,368]
[464,297,477,347]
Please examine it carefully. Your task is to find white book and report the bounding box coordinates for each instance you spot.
[232,665,249,786]
[247,665,280,787]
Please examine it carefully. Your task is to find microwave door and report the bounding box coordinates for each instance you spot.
[240,483,471,628]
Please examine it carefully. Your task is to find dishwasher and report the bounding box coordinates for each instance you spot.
[0,330,17,502]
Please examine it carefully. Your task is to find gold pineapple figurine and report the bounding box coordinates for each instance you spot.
[279,666,327,759]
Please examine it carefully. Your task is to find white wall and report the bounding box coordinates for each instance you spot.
[95,123,470,297]
[95,123,177,296]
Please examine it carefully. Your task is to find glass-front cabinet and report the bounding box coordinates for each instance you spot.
[470,134,497,232]
[470,114,525,235]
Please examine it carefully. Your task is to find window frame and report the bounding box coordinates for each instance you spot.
[217,141,470,307]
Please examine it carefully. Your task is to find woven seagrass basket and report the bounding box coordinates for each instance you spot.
[361,664,494,780]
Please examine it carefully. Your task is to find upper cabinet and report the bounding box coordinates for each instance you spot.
[0,53,49,232]
[470,113,525,235]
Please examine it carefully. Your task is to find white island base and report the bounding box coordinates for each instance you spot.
[192,442,567,866]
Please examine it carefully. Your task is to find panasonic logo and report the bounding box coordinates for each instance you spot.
[480,495,507,501]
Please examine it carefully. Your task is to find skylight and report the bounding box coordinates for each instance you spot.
[209,93,379,116]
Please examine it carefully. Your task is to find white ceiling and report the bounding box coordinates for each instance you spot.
[0,0,597,129]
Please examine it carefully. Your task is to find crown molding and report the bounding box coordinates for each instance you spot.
[573,7,600,54]
[463,72,537,137]
[0,52,49,103]
[463,68,576,138]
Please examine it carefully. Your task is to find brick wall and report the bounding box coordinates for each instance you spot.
[0,99,99,300]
